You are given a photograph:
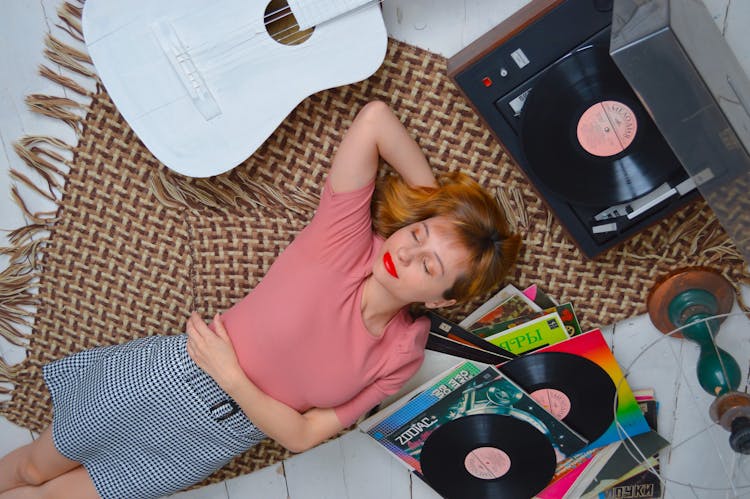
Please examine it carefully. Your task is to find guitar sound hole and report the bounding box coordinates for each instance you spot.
[265,0,314,45]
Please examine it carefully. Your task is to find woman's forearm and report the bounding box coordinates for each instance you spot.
[366,101,438,188]
[329,101,437,193]
[223,375,341,453]
[185,312,342,453]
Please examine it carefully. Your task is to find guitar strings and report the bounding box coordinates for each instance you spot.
[264,0,387,27]
[178,0,384,80]
[180,0,389,80]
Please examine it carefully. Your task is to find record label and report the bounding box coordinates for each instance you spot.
[576,100,637,156]
[464,446,511,479]
[530,388,571,419]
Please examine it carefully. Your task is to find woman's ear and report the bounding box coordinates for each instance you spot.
[424,298,457,309]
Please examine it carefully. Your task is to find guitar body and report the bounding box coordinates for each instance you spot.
[82,0,387,177]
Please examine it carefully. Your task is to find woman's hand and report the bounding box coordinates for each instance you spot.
[186,311,244,392]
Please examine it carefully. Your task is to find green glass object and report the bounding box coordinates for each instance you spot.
[668,288,740,396]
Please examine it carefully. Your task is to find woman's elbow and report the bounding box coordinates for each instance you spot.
[280,409,343,453]
[357,100,392,124]
[278,433,322,454]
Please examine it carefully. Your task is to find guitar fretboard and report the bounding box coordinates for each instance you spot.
[286,0,374,29]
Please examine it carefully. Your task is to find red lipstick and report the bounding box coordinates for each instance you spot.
[383,251,398,278]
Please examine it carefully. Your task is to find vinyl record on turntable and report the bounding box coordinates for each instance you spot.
[520,44,683,207]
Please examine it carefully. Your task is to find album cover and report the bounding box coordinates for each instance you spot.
[583,396,666,498]
[426,311,516,361]
[382,365,589,474]
[576,429,667,498]
[483,312,570,355]
[425,332,514,365]
[523,284,559,309]
[521,337,654,499]
[459,284,541,329]
[536,444,618,499]
[361,361,483,441]
[473,302,581,339]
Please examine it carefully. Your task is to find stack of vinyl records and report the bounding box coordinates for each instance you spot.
[360,283,668,499]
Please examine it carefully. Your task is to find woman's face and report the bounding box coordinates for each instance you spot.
[373,215,469,308]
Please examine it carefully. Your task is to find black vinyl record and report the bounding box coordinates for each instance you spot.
[499,351,616,442]
[520,44,682,206]
[420,414,556,499]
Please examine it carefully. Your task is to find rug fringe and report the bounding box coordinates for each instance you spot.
[44,35,95,78]
[150,168,319,217]
[0,264,35,347]
[12,137,72,199]
[56,1,85,43]
[39,65,92,97]
[0,356,22,384]
[495,187,517,234]
[0,0,90,384]
[25,95,88,132]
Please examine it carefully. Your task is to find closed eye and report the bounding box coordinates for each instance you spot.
[423,259,431,275]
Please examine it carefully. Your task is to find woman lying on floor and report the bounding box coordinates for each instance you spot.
[0,100,520,499]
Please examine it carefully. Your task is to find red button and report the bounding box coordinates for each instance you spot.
[482,76,492,87]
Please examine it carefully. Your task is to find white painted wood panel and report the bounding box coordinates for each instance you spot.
[0,418,34,458]
[225,464,288,499]
[170,482,229,499]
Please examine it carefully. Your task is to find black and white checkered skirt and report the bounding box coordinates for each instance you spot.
[43,333,266,499]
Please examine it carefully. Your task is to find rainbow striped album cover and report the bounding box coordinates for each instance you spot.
[534,328,650,452]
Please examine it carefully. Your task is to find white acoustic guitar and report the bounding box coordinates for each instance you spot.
[82,0,387,177]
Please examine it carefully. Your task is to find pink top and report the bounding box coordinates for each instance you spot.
[221,179,429,427]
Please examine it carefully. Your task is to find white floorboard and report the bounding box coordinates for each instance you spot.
[225,463,288,499]
[0,418,34,457]
[3,0,750,498]
[170,483,229,499]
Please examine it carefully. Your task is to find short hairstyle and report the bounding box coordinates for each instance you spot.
[372,171,521,303]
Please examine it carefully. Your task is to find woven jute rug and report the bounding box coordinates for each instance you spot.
[2,1,749,489]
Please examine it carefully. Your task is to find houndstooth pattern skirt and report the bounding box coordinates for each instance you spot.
[43,333,266,499]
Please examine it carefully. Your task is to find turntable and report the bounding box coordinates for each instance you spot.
[447,0,701,258]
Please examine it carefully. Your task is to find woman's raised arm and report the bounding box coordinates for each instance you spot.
[328,100,438,193]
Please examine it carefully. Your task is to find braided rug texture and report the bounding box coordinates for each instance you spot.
[3,38,748,484]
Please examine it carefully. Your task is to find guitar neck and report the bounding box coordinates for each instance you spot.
[286,0,376,29]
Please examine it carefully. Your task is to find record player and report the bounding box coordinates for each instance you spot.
[447,0,700,258]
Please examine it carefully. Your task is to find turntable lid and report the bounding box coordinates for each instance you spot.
[610,0,750,157]
[609,0,750,266]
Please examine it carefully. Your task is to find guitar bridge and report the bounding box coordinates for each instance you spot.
[152,20,222,121]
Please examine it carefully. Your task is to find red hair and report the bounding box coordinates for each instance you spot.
[372,172,521,303]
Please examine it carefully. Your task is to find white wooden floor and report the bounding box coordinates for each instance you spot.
[2,1,750,498]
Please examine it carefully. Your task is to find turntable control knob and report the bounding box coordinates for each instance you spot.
[499,68,508,78]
